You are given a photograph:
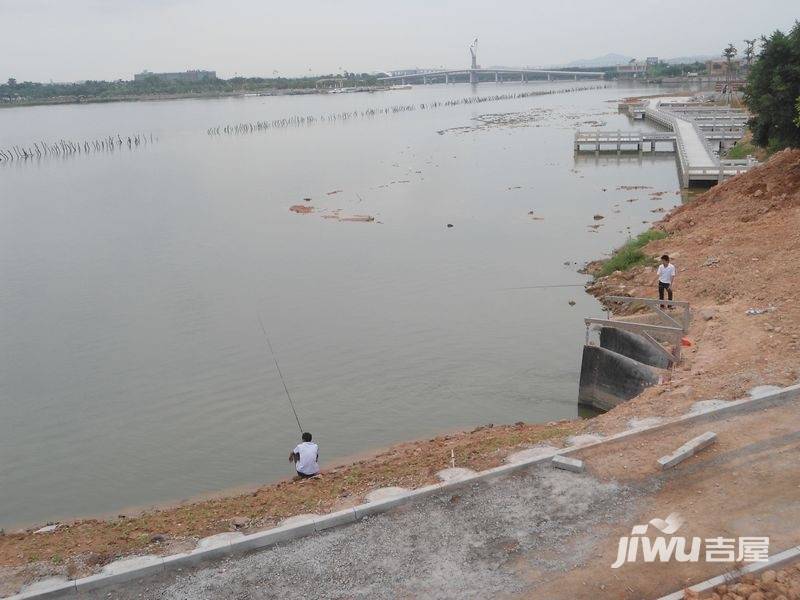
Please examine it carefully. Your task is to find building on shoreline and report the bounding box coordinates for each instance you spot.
[134,70,217,83]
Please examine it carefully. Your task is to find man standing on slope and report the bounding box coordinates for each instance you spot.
[289,432,320,479]
[653,254,677,308]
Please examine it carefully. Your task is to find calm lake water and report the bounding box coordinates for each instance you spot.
[0,82,683,528]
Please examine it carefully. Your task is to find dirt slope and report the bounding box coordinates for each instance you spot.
[584,148,800,433]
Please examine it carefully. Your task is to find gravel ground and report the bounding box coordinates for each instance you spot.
[88,466,655,600]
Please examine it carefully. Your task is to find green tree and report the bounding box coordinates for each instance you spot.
[743,39,757,66]
[744,22,800,149]
[723,43,738,77]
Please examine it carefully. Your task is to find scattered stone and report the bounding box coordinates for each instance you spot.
[149,533,167,543]
[230,516,249,530]
[289,204,314,214]
[568,300,576,306]
[698,308,717,321]
[446,223,454,228]
[746,306,777,315]
[34,524,58,534]
[593,214,604,220]
[702,257,720,267]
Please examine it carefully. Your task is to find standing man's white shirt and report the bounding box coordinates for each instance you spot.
[657,263,676,284]
[293,441,319,476]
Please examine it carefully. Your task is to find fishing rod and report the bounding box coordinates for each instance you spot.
[257,313,304,434]
[499,283,586,291]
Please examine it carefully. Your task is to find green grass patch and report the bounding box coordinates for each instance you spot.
[726,141,758,159]
[598,229,667,277]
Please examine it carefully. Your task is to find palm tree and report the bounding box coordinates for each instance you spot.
[723,43,738,105]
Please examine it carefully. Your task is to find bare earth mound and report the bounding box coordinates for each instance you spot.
[585,148,800,433]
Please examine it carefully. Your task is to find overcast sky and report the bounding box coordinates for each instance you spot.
[1,0,797,82]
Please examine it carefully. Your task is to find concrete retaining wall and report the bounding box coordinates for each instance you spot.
[599,326,673,369]
[578,345,660,411]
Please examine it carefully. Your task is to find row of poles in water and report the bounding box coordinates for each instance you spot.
[207,84,609,136]
[0,133,156,165]
[1,84,609,165]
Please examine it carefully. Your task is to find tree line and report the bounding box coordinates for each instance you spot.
[743,21,800,150]
[0,73,383,103]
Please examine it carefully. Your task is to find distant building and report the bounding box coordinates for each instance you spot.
[704,59,742,76]
[134,70,217,83]
[616,60,648,77]
[646,56,659,66]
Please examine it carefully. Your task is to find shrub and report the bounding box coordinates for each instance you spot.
[598,230,668,276]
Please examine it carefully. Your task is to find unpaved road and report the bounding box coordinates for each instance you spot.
[81,395,800,600]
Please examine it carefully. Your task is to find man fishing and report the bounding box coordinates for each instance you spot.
[289,432,320,479]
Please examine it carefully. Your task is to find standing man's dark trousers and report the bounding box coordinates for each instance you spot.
[658,281,673,305]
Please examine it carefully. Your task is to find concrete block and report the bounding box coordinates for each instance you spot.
[565,434,603,447]
[75,556,165,592]
[277,514,318,527]
[364,486,409,502]
[314,508,357,532]
[505,446,558,464]
[353,492,412,520]
[196,532,244,549]
[435,467,476,482]
[688,399,728,414]
[657,431,717,470]
[405,482,446,500]
[11,578,77,600]
[749,384,782,398]
[627,416,663,430]
[234,521,315,553]
[161,551,208,570]
[552,455,585,473]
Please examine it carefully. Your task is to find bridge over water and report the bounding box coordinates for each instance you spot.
[379,39,604,84]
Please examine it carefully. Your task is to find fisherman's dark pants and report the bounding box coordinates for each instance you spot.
[658,282,673,302]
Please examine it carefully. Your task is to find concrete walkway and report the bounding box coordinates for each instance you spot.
[647,98,717,169]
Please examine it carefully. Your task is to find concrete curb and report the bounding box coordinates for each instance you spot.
[657,431,717,470]
[552,455,585,473]
[657,545,800,600]
[5,382,799,600]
